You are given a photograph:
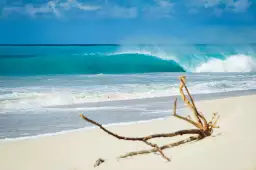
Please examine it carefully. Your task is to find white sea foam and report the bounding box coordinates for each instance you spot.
[0,89,175,112]
[1,77,256,113]
[195,54,256,73]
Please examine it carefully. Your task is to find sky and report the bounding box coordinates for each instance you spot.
[0,0,255,44]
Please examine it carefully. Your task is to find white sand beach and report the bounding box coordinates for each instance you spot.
[1,94,256,170]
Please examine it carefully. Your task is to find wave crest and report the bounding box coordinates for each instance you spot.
[0,46,255,74]
[194,54,256,73]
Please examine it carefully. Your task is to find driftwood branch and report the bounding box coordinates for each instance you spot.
[119,136,200,159]
[80,114,203,161]
[80,76,220,165]
[143,140,171,161]
[172,98,202,129]
[79,115,170,161]
[177,76,220,135]
[80,114,204,141]
[179,76,204,129]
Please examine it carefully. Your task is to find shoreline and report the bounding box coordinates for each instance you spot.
[1,94,256,170]
[0,117,167,143]
[1,91,256,142]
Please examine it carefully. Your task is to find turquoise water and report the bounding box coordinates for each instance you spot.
[0,44,256,140]
[0,44,255,75]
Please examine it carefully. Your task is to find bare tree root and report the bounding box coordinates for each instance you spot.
[80,76,220,165]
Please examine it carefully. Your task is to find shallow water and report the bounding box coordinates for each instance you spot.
[1,72,256,139]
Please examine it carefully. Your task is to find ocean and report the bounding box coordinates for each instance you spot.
[0,44,256,140]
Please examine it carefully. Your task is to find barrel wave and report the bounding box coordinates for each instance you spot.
[0,53,185,75]
[0,45,255,75]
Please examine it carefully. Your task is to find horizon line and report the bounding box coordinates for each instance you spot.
[0,43,256,46]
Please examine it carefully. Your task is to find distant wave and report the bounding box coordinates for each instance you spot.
[0,50,255,75]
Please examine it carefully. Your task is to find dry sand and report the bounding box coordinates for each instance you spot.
[1,95,256,170]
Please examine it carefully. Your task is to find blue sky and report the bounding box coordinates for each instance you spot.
[0,0,255,44]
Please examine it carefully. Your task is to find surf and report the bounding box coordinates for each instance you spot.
[194,54,256,72]
[0,45,255,75]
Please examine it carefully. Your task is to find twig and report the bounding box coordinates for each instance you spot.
[179,76,204,127]
[172,98,202,129]
[143,140,171,161]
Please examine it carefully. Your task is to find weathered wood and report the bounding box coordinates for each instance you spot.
[143,140,171,161]
[179,76,204,128]
[119,136,199,159]
[178,76,219,134]
[80,114,204,161]
[172,98,202,129]
[80,76,220,164]
[80,114,204,141]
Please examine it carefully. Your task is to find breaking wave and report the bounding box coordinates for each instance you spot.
[195,54,256,72]
[0,46,255,75]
